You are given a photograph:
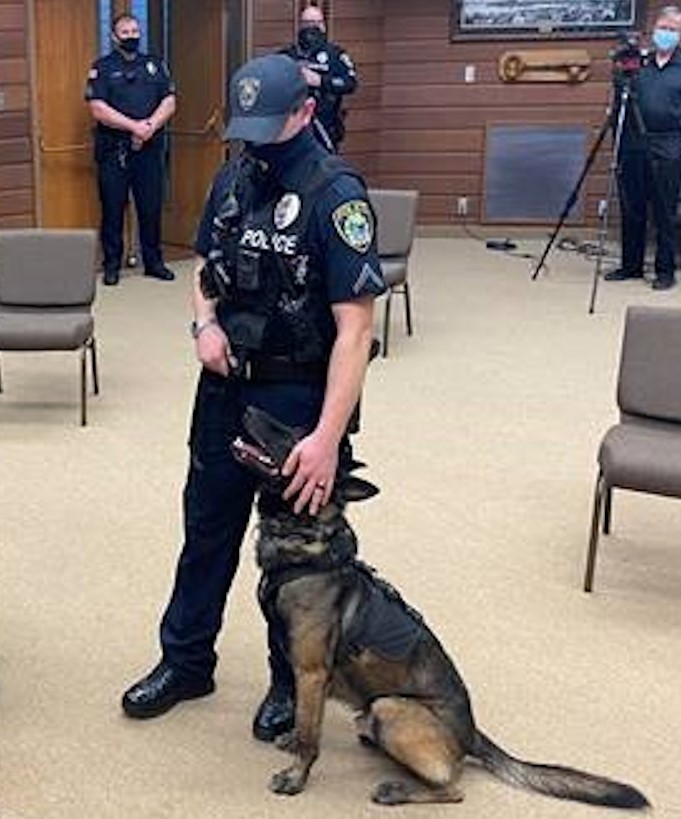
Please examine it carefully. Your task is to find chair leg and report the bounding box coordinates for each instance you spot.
[584,472,606,592]
[403,281,413,336]
[89,337,100,395]
[603,485,612,534]
[382,290,393,358]
[80,347,87,427]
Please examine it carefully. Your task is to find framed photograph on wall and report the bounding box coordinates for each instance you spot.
[451,0,647,40]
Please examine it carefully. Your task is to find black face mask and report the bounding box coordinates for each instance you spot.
[247,141,288,163]
[117,37,140,54]
[297,26,325,52]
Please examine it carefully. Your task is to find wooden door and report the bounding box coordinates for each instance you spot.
[34,0,99,228]
[161,0,226,250]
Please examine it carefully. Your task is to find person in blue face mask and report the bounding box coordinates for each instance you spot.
[119,53,385,742]
[85,14,176,286]
[605,6,681,290]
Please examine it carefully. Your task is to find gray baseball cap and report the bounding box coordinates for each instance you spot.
[225,54,308,144]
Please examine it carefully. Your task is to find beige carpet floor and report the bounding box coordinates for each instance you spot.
[1,237,680,819]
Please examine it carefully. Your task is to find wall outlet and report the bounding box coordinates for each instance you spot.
[464,65,476,83]
[457,196,469,216]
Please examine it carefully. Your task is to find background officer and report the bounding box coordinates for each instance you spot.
[606,5,681,291]
[281,1,358,151]
[85,13,176,286]
[120,54,385,742]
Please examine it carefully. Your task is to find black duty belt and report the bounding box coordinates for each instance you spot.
[240,355,327,384]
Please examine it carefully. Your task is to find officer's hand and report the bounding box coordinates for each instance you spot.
[131,120,154,143]
[301,66,322,87]
[195,324,235,377]
[282,430,338,516]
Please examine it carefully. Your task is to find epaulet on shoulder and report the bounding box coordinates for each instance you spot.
[302,154,364,206]
[319,153,364,186]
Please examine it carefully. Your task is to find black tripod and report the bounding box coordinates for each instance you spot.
[532,73,642,313]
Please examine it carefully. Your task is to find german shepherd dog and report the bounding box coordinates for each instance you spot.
[232,406,649,809]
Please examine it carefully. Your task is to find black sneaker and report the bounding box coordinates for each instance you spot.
[121,661,214,719]
[603,268,643,281]
[252,686,295,742]
[103,269,120,286]
[144,265,175,282]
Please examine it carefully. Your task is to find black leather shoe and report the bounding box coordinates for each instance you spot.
[144,265,175,281]
[603,268,643,281]
[252,686,295,742]
[121,662,214,719]
[103,269,120,286]
[652,278,676,291]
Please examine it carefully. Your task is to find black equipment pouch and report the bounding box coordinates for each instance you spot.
[223,312,268,376]
[200,157,264,302]
[235,248,261,291]
[224,312,267,352]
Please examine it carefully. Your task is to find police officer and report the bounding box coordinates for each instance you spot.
[120,54,385,742]
[281,1,357,151]
[85,13,176,286]
[606,6,681,290]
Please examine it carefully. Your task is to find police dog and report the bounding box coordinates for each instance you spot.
[232,407,649,808]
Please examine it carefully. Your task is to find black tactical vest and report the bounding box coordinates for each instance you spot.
[201,151,363,365]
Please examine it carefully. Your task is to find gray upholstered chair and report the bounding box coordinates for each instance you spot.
[368,188,419,357]
[0,229,99,426]
[584,305,681,591]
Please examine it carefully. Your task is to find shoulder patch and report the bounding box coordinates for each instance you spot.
[332,200,374,253]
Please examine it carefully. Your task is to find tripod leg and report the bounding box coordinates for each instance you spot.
[588,83,632,313]
[532,116,611,281]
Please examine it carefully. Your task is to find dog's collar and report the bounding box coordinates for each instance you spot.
[258,522,358,603]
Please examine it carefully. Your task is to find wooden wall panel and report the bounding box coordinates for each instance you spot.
[249,0,673,227]
[0,0,33,227]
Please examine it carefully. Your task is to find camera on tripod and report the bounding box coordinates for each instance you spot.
[610,31,649,77]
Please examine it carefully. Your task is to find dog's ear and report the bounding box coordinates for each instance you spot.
[337,475,380,503]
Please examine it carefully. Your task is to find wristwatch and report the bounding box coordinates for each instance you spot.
[189,318,217,339]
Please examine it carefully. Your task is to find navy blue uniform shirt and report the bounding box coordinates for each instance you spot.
[621,49,681,158]
[85,50,175,145]
[195,128,385,353]
[280,37,357,144]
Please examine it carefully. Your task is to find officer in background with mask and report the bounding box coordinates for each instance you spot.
[281,1,358,151]
[120,54,385,743]
[605,5,681,290]
[85,13,176,286]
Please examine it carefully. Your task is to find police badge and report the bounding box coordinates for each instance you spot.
[146,61,157,76]
[237,77,261,112]
[332,200,374,253]
[274,193,302,230]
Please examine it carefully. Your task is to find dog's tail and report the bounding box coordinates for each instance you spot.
[471,730,649,810]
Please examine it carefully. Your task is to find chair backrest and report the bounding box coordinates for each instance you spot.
[368,188,419,258]
[617,305,681,423]
[0,229,97,308]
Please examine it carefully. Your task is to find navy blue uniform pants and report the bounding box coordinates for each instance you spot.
[97,142,165,274]
[159,369,326,689]
[618,150,681,281]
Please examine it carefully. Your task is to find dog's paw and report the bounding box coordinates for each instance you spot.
[274,731,300,753]
[371,780,411,805]
[269,766,307,796]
